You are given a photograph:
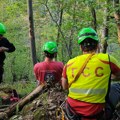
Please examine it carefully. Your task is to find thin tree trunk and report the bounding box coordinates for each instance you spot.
[113,0,120,45]
[56,9,63,45]
[101,1,109,53]
[102,27,108,53]
[27,0,37,65]
[114,12,120,44]
[91,7,97,31]
[56,8,63,61]
[68,1,77,58]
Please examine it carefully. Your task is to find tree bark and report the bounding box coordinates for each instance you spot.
[101,1,109,53]
[27,0,37,65]
[91,7,97,31]
[114,12,120,44]
[0,84,45,120]
[102,27,108,53]
[113,0,120,44]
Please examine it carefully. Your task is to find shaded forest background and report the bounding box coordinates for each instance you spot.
[0,0,120,83]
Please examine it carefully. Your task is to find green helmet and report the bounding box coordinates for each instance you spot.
[78,27,99,44]
[43,41,57,54]
[0,23,6,35]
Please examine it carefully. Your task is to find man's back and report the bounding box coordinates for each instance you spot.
[64,53,119,103]
[34,61,63,84]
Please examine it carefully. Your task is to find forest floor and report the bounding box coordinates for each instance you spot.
[0,82,66,120]
[1,81,120,120]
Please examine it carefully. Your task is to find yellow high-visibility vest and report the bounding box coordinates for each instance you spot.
[66,53,111,103]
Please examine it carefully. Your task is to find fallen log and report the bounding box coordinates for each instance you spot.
[0,84,45,120]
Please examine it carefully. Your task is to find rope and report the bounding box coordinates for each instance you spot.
[62,109,65,120]
[68,53,94,88]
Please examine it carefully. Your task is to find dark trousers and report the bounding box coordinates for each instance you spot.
[105,83,120,119]
[0,64,4,83]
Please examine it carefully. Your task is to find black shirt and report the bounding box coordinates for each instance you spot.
[0,37,15,64]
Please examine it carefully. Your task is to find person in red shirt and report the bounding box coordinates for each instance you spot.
[34,41,64,86]
[62,28,120,120]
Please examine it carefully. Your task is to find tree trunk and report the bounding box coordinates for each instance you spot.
[102,27,108,53]
[27,0,37,65]
[0,84,45,120]
[91,7,97,31]
[101,1,109,53]
[114,12,120,44]
[113,0,120,45]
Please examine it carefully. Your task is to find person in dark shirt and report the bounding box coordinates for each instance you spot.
[0,23,15,83]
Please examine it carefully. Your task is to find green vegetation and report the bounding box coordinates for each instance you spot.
[0,81,36,97]
[0,0,119,88]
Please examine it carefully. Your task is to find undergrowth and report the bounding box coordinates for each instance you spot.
[0,81,36,98]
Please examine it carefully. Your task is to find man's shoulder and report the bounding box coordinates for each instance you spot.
[34,62,44,68]
[98,53,108,58]
[1,37,9,41]
[67,55,81,64]
[52,61,64,68]
[98,53,116,61]
[108,55,120,66]
[0,37,8,42]
[54,61,63,65]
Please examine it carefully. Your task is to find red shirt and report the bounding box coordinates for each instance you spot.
[34,61,63,84]
[67,97,104,116]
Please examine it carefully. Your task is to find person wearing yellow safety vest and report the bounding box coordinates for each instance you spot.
[62,27,120,120]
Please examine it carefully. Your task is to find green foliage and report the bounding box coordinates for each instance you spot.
[0,81,36,97]
[12,81,36,97]
[0,0,120,84]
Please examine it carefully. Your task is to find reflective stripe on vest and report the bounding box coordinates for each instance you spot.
[69,88,106,95]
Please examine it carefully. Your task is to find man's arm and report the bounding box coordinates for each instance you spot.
[62,77,68,90]
[0,46,9,52]
[112,72,120,81]
[3,37,15,52]
[110,55,120,80]
[116,72,120,79]
[61,65,69,90]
